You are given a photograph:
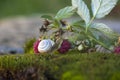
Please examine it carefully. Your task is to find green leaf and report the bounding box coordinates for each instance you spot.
[72,0,79,8]
[55,6,76,20]
[91,0,118,19]
[72,0,90,25]
[68,32,87,43]
[71,20,86,33]
[41,15,53,20]
[91,23,119,39]
[89,28,102,40]
[89,28,113,47]
[87,35,110,50]
[71,20,85,27]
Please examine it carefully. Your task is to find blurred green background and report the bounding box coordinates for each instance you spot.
[0,0,70,18]
[0,0,120,18]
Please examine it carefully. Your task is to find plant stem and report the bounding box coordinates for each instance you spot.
[85,0,102,33]
[87,35,111,51]
[85,16,95,33]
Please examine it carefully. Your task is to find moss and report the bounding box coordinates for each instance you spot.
[24,38,36,54]
[0,52,120,80]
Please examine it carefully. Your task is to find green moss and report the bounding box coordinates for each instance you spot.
[61,71,85,80]
[0,52,120,79]
[111,72,120,80]
[24,38,36,54]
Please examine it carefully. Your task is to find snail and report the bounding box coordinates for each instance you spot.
[95,45,112,53]
[38,39,55,53]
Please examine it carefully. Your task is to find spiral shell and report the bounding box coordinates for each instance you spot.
[38,39,55,53]
[95,45,112,53]
[47,39,55,46]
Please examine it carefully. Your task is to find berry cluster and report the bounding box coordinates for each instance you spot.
[58,40,71,53]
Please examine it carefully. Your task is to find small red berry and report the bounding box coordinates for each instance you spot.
[114,46,120,54]
[33,40,40,54]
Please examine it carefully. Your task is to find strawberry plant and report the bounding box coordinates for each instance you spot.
[33,0,120,54]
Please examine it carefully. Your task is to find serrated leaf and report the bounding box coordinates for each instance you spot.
[72,0,90,25]
[91,23,119,39]
[72,0,79,8]
[55,6,76,20]
[91,0,118,19]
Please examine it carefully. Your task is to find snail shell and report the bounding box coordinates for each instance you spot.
[95,45,112,53]
[47,39,55,46]
[38,39,55,53]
